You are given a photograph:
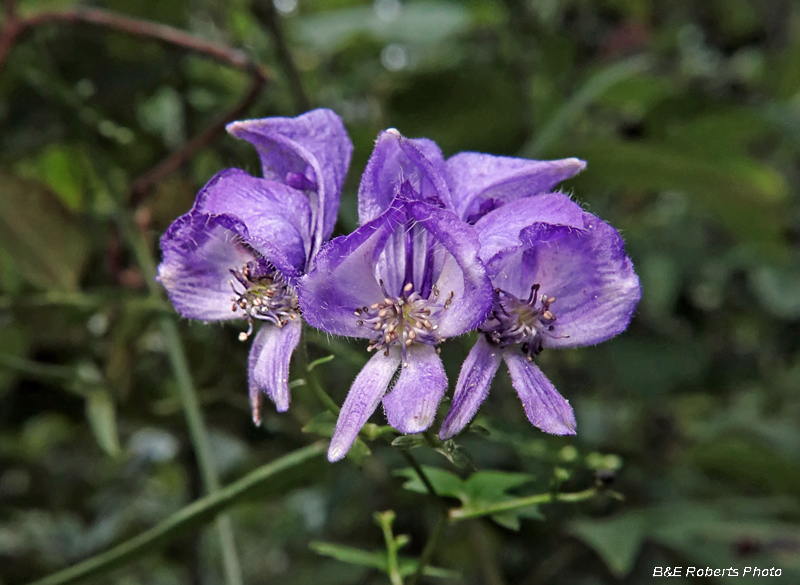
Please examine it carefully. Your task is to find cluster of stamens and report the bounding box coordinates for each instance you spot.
[229,262,299,340]
[354,280,453,366]
[481,283,563,361]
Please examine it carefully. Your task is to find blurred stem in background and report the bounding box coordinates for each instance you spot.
[521,55,651,158]
[252,0,311,113]
[375,511,405,585]
[112,205,243,585]
[26,444,327,585]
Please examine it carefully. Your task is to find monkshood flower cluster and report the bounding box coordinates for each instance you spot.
[158,109,641,462]
[157,109,352,424]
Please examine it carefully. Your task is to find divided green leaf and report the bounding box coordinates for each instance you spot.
[395,466,539,529]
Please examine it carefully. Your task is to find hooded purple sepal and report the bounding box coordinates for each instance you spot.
[358,129,453,225]
[192,168,313,275]
[157,168,314,322]
[445,152,586,223]
[158,211,257,322]
[474,192,586,271]
[248,318,302,422]
[439,336,502,440]
[328,349,401,462]
[227,109,353,254]
[504,352,576,435]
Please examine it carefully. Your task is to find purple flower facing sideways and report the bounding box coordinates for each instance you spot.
[157,109,352,423]
[300,130,494,461]
[439,193,642,440]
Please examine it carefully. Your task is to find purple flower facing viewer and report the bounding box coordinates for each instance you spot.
[157,109,352,423]
[299,132,494,462]
[439,193,641,440]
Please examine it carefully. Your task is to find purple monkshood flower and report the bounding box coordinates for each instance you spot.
[157,109,353,424]
[439,193,642,440]
[299,131,495,462]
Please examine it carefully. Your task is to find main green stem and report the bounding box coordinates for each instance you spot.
[449,487,598,521]
[299,330,340,415]
[116,210,243,585]
[398,451,449,585]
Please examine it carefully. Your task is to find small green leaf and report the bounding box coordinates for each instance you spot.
[463,471,536,503]
[396,466,542,528]
[435,440,476,471]
[395,466,466,499]
[467,424,490,436]
[360,423,396,440]
[396,466,537,506]
[302,411,337,437]
[84,389,121,457]
[0,173,89,290]
[345,437,372,465]
[391,435,427,449]
[17,144,87,212]
[569,511,647,578]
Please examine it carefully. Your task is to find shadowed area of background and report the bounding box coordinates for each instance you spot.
[1,0,799,584]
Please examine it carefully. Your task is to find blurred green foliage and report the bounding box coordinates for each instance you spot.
[2,0,800,584]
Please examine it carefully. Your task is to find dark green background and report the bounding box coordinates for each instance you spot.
[1,0,799,583]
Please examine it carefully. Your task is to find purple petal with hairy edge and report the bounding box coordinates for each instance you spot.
[193,169,313,272]
[446,152,586,222]
[505,213,641,349]
[439,336,502,440]
[475,193,586,271]
[298,202,406,338]
[329,349,401,462]
[504,352,576,435]
[404,199,493,338]
[227,109,353,251]
[358,129,451,225]
[382,344,447,434]
[248,318,301,418]
[157,212,256,321]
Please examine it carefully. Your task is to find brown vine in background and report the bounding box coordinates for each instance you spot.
[252,0,310,114]
[0,1,272,206]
